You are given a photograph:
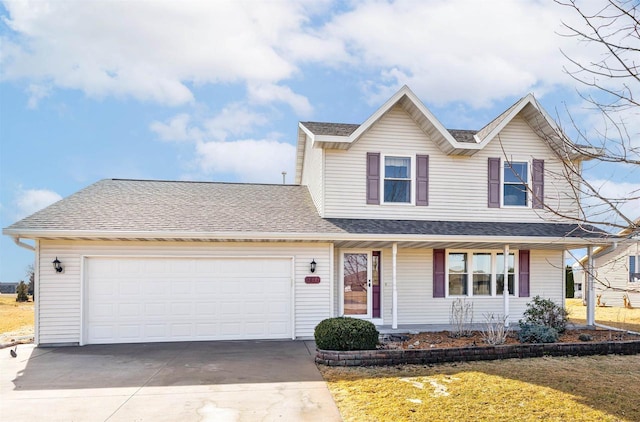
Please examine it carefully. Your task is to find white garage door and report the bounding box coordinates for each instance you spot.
[85,257,292,344]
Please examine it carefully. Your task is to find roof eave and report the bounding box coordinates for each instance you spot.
[3,228,614,247]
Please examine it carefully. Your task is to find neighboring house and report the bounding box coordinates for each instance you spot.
[574,220,640,307]
[3,86,612,347]
[0,282,19,294]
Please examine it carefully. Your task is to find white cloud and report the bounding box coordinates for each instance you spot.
[204,104,269,141]
[247,83,313,117]
[26,83,51,109]
[1,0,601,112]
[149,105,292,183]
[149,113,201,143]
[149,103,270,143]
[195,139,295,183]
[0,1,337,107]
[323,0,583,108]
[14,188,62,219]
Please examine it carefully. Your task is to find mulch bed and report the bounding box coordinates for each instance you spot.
[381,328,638,350]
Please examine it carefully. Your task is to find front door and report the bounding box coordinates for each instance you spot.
[342,251,382,320]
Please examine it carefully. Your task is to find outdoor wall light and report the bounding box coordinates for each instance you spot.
[310,259,317,273]
[52,257,63,273]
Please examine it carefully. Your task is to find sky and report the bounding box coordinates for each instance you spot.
[1,0,638,282]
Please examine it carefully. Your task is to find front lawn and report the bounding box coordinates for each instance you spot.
[320,354,640,421]
[0,294,34,341]
[566,298,640,332]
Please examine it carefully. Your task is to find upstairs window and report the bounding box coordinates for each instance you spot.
[503,161,528,206]
[384,156,411,203]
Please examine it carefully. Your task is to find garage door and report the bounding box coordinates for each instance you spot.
[85,257,292,344]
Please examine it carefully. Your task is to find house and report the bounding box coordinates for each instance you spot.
[0,282,19,294]
[3,86,612,347]
[574,220,640,307]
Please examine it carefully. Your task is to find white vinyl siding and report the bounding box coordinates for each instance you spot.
[323,105,579,222]
[37,240,332,345]
[591,242,640,307]
[394,249,563,325]
[300,134,324,215]
[331,247,563,326]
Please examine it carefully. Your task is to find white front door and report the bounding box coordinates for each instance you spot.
[342,252,372,318]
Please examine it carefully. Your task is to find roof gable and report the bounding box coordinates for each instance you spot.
[295,86,591,182]
[297,86,574,156]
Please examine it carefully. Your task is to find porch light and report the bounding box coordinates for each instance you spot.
[310,259,317,273]
[52,257,63,273]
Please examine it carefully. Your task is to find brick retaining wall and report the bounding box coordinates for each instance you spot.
[316,340,640,366]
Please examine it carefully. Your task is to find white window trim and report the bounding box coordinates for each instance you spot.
[381,154,415,205]
[501,159,531,208]
[445,249,519,298]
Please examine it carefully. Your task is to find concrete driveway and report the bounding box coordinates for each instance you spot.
[0,340,341,421]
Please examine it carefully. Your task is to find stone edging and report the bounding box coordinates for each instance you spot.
[316,340,640,366]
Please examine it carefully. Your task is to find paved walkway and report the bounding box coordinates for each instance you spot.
[0,340,342,421]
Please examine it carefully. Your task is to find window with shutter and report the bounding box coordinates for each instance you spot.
[488,158,500,208]
[416,155,429,206]
[532,159,544,209]
[366,152,380,205]
[519,250,530,297]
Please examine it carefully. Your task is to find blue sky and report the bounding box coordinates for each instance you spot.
[1,0,638,282]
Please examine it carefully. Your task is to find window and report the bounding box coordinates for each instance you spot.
[447,250,518,296]
[496,253,515,295]
[472,253,492,295]
[631,255,640,283]
[503,161,528,206]
[448,253,468,295]
[384,156,411,203]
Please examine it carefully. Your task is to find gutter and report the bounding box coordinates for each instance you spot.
[3,228,613,246]
[12,236,35,251]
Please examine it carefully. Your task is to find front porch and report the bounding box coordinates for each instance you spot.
[332,230,613,330]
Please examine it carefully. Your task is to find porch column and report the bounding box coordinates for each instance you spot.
[503,244,510,327]
[392,242,398,329]
[586,246,595,327]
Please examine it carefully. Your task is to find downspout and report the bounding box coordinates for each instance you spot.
[12,236,35,251]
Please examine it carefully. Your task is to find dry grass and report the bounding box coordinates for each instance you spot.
[0,294,34,334]
[567,298,640,332]
[320,354,640,421]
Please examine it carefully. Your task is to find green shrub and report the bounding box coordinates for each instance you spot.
[565,266,575,298]
[314,317,379,351]
[15,281,29,302]
[518,323,559,343]
[520,295,569,333]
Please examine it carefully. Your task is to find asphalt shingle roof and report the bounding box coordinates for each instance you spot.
[302,122,478,144]
[447,129,478,143]
[3,179,610,241]
[4,179,343,234]
[325,219,608,239]
[301,122,360,136]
